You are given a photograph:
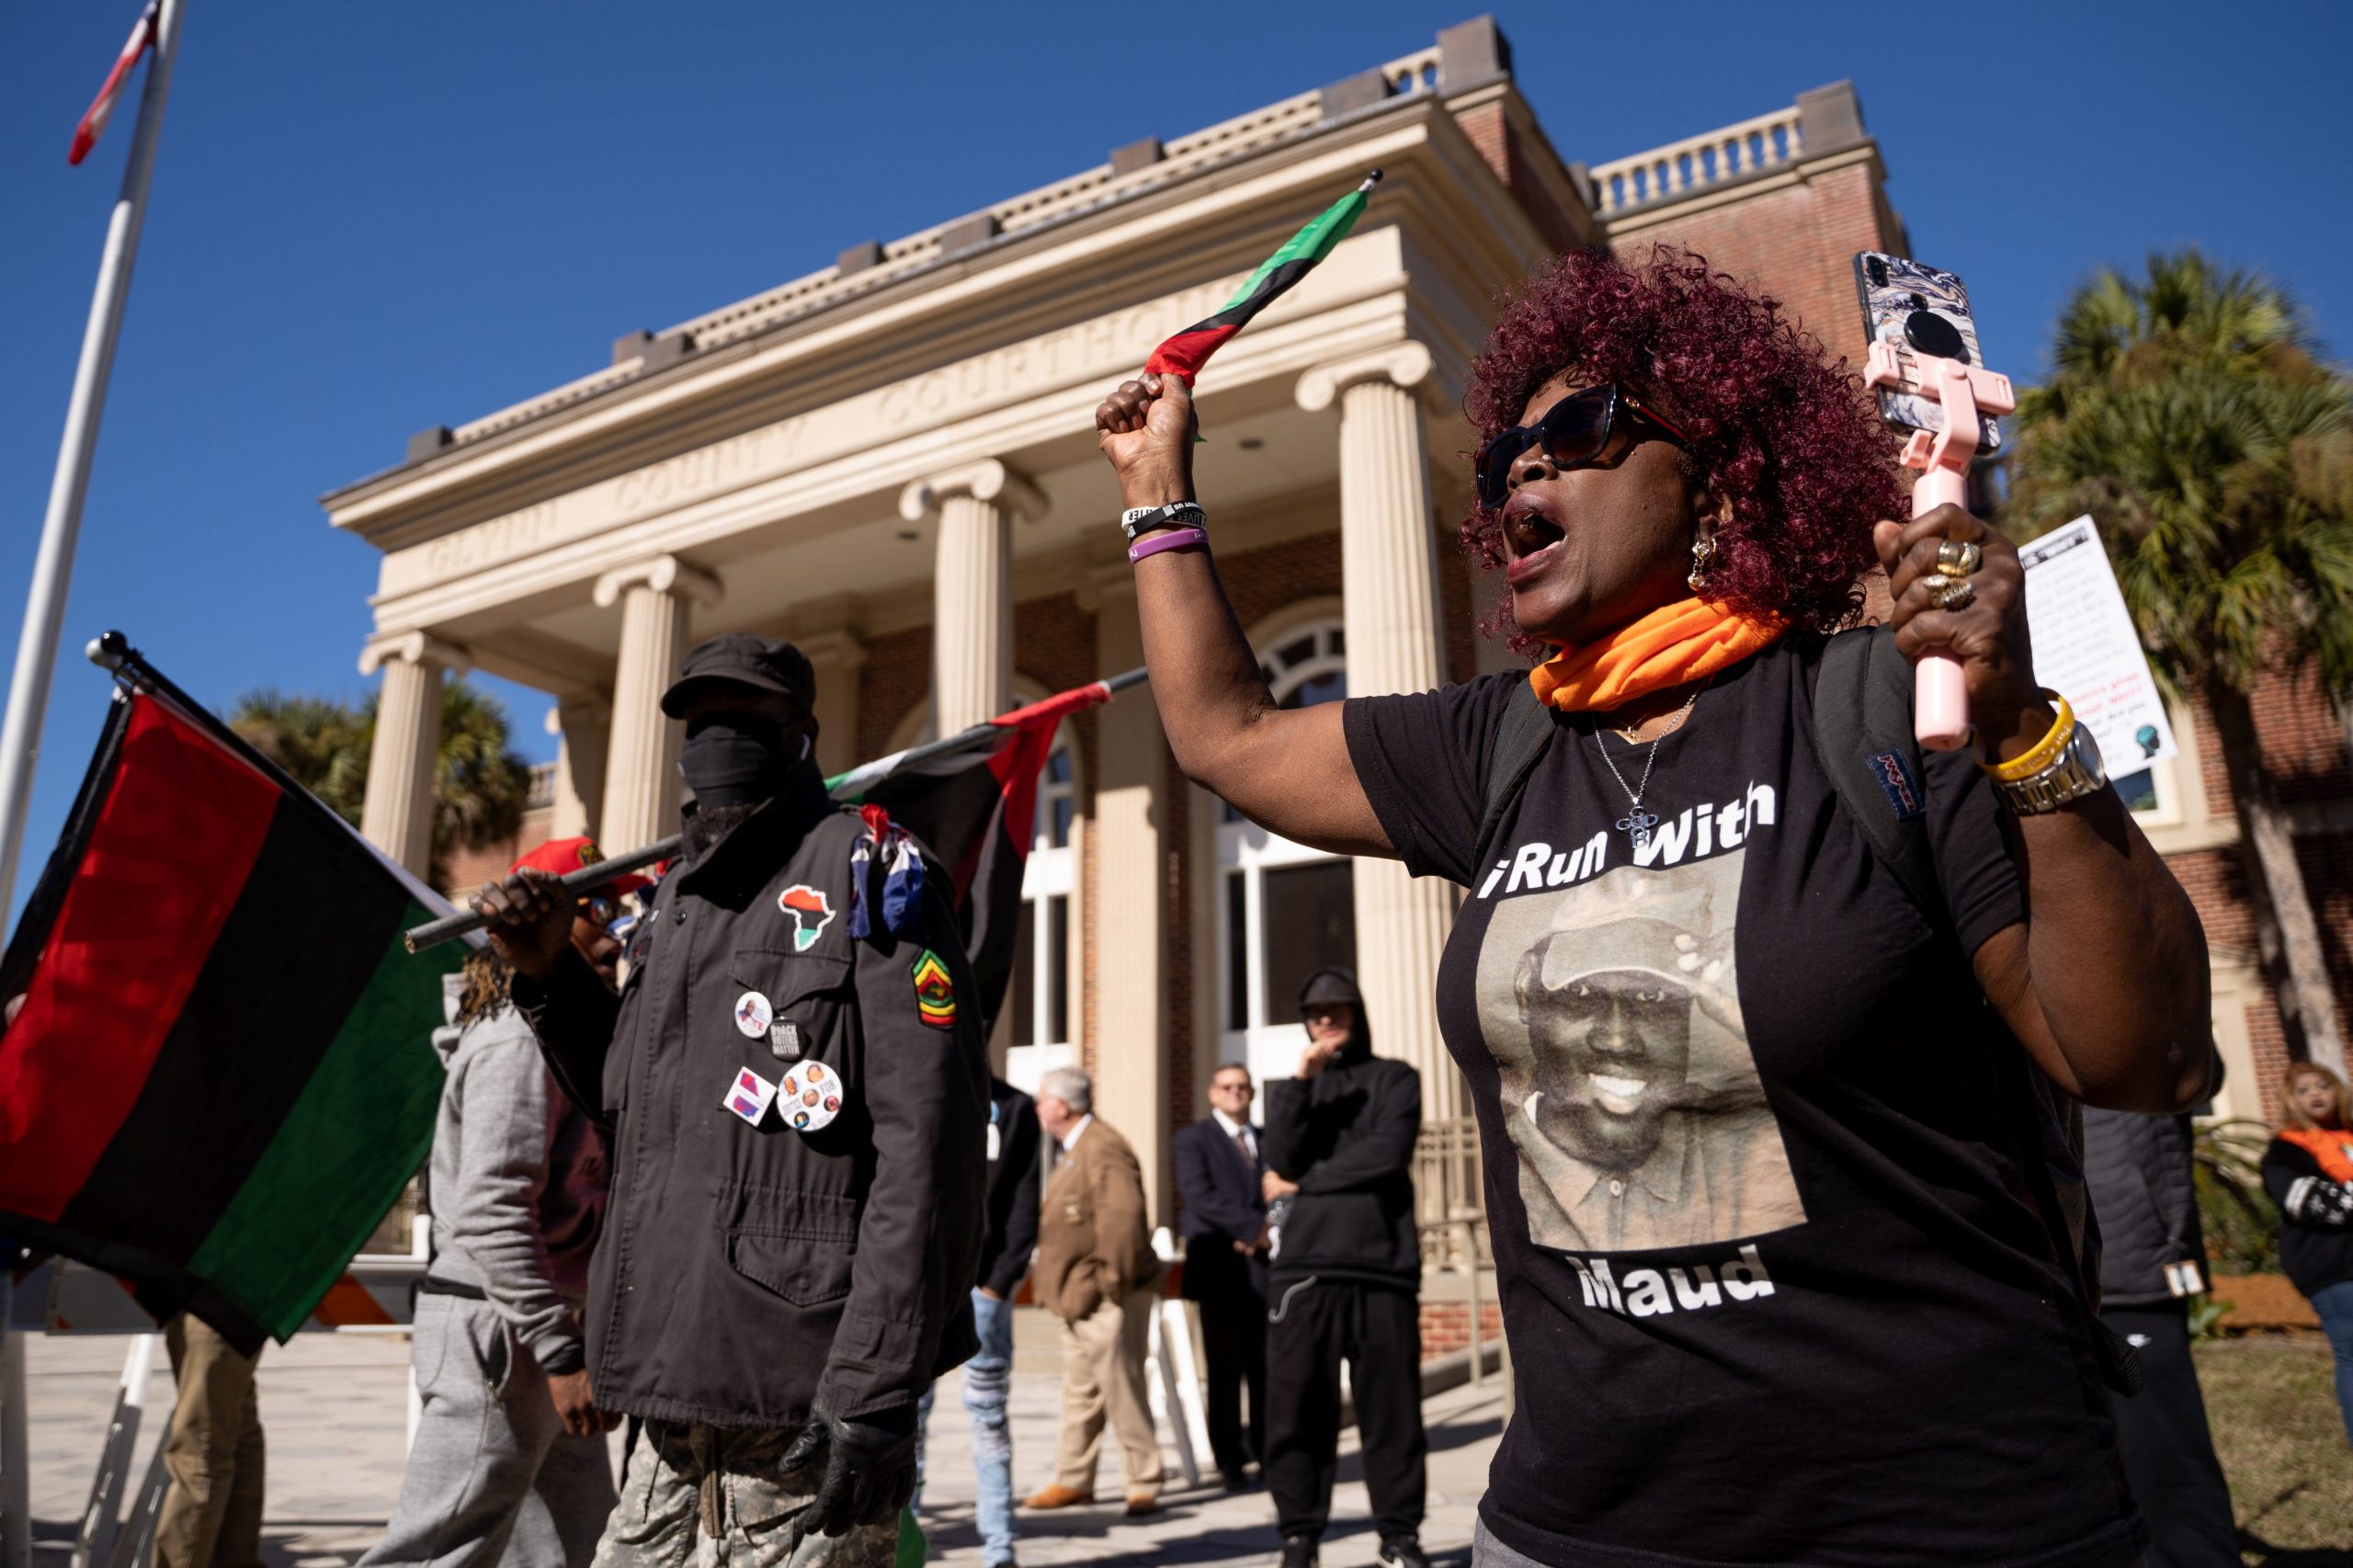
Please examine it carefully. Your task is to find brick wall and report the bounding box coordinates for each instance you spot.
[1453,99,1587,259]
[1611,161,1897,372]
[855,625,931,763]
[2152,665,2353,1126]
[439,802,555,903]
[1418,1299,1505,1362]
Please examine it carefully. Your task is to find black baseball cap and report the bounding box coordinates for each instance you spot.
[659,633,816,719]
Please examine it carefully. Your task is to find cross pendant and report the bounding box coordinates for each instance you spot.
[1617,807,1658,851]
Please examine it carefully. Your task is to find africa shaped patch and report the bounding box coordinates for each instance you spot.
[910,948,956,1029]
[778,884,835,953]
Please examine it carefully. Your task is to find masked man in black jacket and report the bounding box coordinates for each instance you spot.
[1259,969,1427,1568]
[474,634,990,1568]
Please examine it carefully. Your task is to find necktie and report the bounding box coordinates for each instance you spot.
[1233,1128,1256,1176]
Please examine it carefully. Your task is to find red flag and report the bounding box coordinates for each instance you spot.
[825,679,1116,1033]
[68,2,160,166]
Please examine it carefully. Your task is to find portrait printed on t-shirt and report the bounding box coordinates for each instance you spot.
[1476,849,1807,1254]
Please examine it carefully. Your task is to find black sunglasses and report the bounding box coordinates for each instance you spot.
[1474,382,1691,509]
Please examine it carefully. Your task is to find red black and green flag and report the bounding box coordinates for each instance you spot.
[825,676,1132,1032]
[1143,171,1381,386]
[0,679,464,1352]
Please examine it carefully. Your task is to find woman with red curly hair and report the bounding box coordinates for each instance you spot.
[1095,245,2211,1567]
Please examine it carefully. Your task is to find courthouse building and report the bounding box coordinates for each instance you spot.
[334,16,2331,1258]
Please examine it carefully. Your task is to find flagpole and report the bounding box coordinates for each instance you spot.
[0,0,188,920]
[399,666,1154,954]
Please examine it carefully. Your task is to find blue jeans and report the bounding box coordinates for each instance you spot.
[2309,1278,2353,1447]
[915,1289,1017,1566]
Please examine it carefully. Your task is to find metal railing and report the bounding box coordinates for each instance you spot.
[1415,1116,1504,1398]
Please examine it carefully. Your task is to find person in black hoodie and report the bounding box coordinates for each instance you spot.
[1259,968,1427,1568]
[2081,1106,2236,1567]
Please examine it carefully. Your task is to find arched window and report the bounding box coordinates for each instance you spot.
[1006,729,1076,1093]
[1218,617,1357,1098]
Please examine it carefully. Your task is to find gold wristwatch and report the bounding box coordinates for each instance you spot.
[1991,722,2109,815]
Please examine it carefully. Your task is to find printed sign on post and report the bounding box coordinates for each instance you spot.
[2017,516,2176,771]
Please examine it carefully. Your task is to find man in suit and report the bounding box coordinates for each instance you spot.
[1174,1062,1270,1490]
[1022,1066,1165,1517]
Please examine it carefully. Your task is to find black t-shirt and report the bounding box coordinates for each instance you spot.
[1344,640,2141,1568]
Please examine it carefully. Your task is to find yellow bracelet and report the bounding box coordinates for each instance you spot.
[1982,690,2075,781]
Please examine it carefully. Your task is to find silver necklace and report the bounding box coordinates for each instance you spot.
[1593,688,1702,852]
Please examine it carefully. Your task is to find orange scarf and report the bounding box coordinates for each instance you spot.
[1528,597,1784,714]
[2281,1126,2353,1185]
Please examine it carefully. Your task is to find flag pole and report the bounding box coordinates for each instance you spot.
[0,0,188,920]
[399,666,1153,954]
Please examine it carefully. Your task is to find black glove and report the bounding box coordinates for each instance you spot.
[779,1399,918,1539]
[2288,1176,2353,1230]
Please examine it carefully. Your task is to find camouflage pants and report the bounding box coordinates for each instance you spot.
[589,1422,897,1568]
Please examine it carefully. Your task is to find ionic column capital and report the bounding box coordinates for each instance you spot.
[792,628,870,672]
[358,628,471,677]
[592,554,724,611]
[545,693,612,735]
[1294,340,1436,413]
[898,459,1047,524]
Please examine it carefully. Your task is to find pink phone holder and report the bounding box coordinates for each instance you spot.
[1862,340,2017,751]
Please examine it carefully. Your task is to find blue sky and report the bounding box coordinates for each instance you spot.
[3,1,2348,913]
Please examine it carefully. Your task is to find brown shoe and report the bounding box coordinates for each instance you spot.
[1023,1483,1093,1510]
[1124,1492,1158,1517]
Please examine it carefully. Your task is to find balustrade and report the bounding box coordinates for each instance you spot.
[1587,105,1804,215]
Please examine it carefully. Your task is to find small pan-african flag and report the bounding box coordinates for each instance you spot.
[1143,171,1381,386]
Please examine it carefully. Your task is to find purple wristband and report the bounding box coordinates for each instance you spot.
[1127,526,1209,563]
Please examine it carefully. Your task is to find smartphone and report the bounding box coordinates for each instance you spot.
[1853,252,2001,453]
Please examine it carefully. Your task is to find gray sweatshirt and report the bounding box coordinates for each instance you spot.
[427,973,608,1375]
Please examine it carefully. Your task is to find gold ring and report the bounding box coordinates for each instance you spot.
[1937,539,1984,577]
[1930,577,1978,613]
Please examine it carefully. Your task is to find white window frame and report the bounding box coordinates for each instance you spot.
[1008,730,1077,1096]
[887,688,1079,1095]
[1216,615,1350,1100]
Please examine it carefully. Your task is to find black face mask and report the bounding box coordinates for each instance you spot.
[679,712,801,806]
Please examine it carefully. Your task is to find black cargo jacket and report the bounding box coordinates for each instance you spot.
[514,767,988,1429]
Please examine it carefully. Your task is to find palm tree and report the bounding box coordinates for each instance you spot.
[231,690,369,825]
[428,680,533,891]
[230,678,534,894]
[2007,249,2353,1074]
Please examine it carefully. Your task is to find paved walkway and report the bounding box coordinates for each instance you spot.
[18,1314,1499,1568]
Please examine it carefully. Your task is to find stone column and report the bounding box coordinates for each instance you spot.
[901,460,1043,735]
[1087,573,1173,1222]
[594,555,723,854]
[358,631,469,880]
[547,695,611,842]
[793,628,868,779]
[1298,342,1462,1124]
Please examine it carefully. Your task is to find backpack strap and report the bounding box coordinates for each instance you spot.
[1475,676,1563,869]
[1809,626,2138,1392]
[1806,625,1944,929]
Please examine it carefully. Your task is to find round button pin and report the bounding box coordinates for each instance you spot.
[734,991,774,1039]
[779,1062,844,1132]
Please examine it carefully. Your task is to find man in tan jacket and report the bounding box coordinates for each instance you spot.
[1023,1066,1165,1517]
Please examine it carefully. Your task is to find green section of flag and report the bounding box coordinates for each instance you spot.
[1214,186,1371,311]
[187,903,460,1339]
[895,1506,926,1568]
